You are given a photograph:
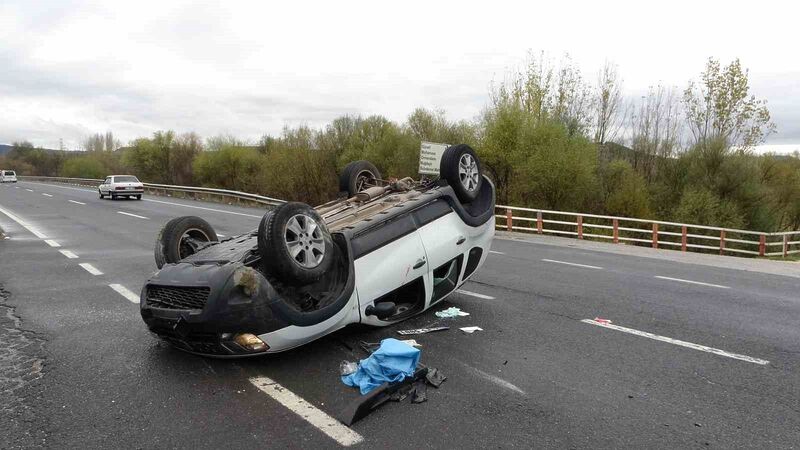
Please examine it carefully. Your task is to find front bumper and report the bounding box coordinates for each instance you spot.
[140,263,291,357]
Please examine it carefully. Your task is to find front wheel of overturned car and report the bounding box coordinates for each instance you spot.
[440,144,483,204]
[154,216,218,269]
[258,202,334,285]
[339,160,381,197]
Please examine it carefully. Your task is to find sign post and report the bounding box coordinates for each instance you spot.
[418,141,450,177]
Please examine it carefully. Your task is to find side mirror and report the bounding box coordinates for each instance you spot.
[365,302,397,320]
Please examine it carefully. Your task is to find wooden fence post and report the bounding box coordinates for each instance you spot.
[612,219,619,244]
[577,215,583,239]
[652,223,658,249]
[536,211,543,234]
[681,226,687,252]
[719,230,726,256]
[784,235,789,258]
[506,208,513,231]
[759,234,766,257]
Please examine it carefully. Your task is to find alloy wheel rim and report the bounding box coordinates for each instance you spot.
[284,214,325,268]
[458,154,479,192]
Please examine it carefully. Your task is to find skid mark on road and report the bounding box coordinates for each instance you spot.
[654,276,729,289]
[581,319,769,365]
[456,289,495,300]
[542,258,603,270]
[250,376,363,447]
[458,361,526,395]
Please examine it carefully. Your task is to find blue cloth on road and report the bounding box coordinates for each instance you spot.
[341,338,421,395]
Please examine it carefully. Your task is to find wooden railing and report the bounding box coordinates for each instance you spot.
[496,205,800,258]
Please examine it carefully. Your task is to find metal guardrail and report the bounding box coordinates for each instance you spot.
[496,205,800,258]
[18,176,285,207]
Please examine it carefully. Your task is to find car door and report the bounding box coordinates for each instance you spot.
[352,214,431,324]
[101,177,112,193]
[416,202,466,306]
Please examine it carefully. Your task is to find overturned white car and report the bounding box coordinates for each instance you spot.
[139,144,495,357]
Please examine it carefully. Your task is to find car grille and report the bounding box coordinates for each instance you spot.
[145,285,210,310]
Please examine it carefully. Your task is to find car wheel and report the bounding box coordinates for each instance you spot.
[440,144,483,203]
[339,160,381,197]
[98,189,104,199]
[110,193,117,200]
[258,202,333,285]
[136,195,142,200]
[154,216,219,269]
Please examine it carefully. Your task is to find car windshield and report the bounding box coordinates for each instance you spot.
[114,176,140,183]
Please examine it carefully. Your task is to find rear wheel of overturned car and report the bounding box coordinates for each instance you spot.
[154,216,219,269]
[339,160,381,197]
[258,202,334,285]
[440,144,483,203]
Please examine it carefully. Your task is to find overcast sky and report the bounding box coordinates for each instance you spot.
[1,0,798,152]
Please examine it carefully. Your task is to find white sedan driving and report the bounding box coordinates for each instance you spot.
[99,175,144,200]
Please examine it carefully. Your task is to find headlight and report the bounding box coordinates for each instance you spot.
[233,333,268,352]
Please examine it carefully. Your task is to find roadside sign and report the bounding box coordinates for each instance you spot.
[418,141,450,176]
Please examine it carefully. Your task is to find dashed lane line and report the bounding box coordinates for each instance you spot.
[44,239,61,248]
[42,193,53,197]
[654,276,729,289]
[117,211,149,220]
[456,289,495,300]
[25,189,34,192]
[250,376,364,447]
[79,263,103,276]
[109,284,140,303]
[489,250,505,255]
[59,250,78,259]
[581,319,769,365]
[0,204,48,238]
[68,200,86,205]
[542,258,603,270]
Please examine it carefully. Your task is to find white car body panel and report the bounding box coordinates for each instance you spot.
[0,171,17,183]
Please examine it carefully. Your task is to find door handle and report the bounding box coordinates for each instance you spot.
[456,236,466,245]
[413,258,426,269]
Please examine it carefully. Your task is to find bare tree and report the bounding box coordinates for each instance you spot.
[626,85,682,181]
[593,61,623,144]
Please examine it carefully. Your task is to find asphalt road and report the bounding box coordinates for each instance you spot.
[1,180,799,449]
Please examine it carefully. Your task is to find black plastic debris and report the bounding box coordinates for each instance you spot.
[397,326,449,335]
[425,367,447,388]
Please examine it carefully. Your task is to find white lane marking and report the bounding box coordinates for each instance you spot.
[0,205,48,238]
[42,193,53,197]
[79,263,103,276]
[109,284,140,303]
[581,319,769,365]
[250,376,363,447]
[117,211,149,220]
[489,250,505,255]
[68,200,86,205]
[44,239,61,247]
[456,289,495,300]
[25,188,34,192]
[59,249,79,259]
[25,181,265,218]
[654,276,729,289]
[542,258,603,270]
[144,198,261,218]
[217,233,226,237]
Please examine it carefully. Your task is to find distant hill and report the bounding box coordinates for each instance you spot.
[0,144,12,156]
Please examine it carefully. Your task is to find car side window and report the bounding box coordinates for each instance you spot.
[105,177,112,184]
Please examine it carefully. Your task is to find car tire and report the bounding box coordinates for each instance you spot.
[440,144,483,203]
[136,195,142,200]
[339,160,381,197]
[110,193,117,200]
[154,216,219,269]
[98,189,104,199]
[258,202,333,285]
